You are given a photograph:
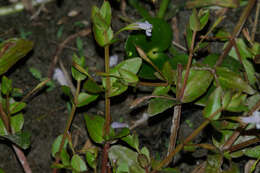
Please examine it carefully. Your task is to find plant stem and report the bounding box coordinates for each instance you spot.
[179,30,196,101]
[215,0,256,67]
[0,102,32,173]
[104,45,111,135]
[152,108,223,172]
[102,45,111,173]
[52,80,81,173]
[157,0,170,18]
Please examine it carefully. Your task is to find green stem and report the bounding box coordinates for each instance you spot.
[52,80,81,173]
[157,0,170,18]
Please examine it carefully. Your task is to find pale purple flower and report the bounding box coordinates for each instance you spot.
[52,68,69,86]
[109,54,118,67]
[131,21,153,37]
[240,111,260,129]
[111,122,129,129]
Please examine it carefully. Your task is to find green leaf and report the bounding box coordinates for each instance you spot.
[10,113,24,133]
[140,147,150,163]
[1,131,30,149]
[1,76,12,95]
[118,68,139,84]
[0,118,7,135]
[60,149,70,166]
[86,149,98,170]
[117,57,142,74]
[244,145,260,158]
[162,61,175,84]
[182,69,213,103]
[121,134,139,151]
[84,114,105,143]
[108,145,145,173]
[152,86,170,96]
[102,58,142,97]
[109,128,130,140]
[229,38,253,60]
[242,58,257,85]
[77,92,98,107]
[225,92,248,112]
[29,67,42,80]
[100,1,111,26]
[125,18,172,79]
[189,9,200,31]
[71,54,87,81]
[92,3,113,47]
[148,98,177,116]
[0,168,5,173]
[71,154,87,172]
[198,9,209,30]
[10,102,26,114]
[0,38,33,75]
[52,135,68,158]
[203,87,222,120]
[83,79,104,94]
[205,154,222,173]
[216,67,255,94]
[202,54,242,73]
[61,86,73,101]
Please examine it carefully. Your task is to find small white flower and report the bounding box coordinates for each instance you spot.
[111,122,129,129]
[52,68,69,86]
[240,111,260,129]
[109,54,118,67]
[131,21,153,37]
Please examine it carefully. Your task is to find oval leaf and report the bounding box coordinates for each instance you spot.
[71,154,87,172]
[84,114,105,143]
[77,92,98,107]
[0,38,33,75]
[182,69,213,103]
[203,87,222,120]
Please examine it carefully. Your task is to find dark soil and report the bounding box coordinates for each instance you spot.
[0,0,259,173]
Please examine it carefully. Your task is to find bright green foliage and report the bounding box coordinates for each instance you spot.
[60,149,70,166]
[0,119,7,135]
[29,67,42,80]
[0,38,33,75]
[71,54,87,81]
[10,113,24,133]
[182,69,213,103]
[108,145,146,173]
[76,92,98,107]
[92,1,113,47]
[224,92,248,112]
[84,114,105,144]
[86,148,98,171]
[10,102,26,114]
[102,58,142,97]
[125,18,172,79]
[71,154,87,172]
[148,98,177,116]
[1,76,12,95]
[83,78,104,94]
[1,131,31,150]
[121,134,140,152]
[0,168,5,173]
[51,135,68,157]
[216,67,255,94]
[203,87,222,120]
